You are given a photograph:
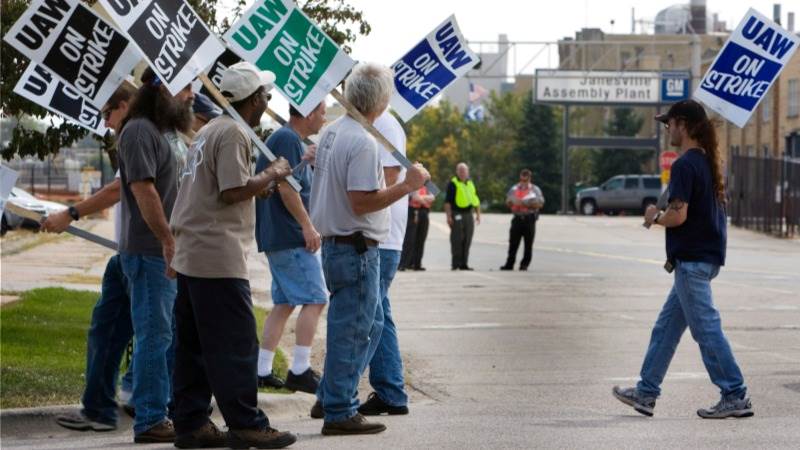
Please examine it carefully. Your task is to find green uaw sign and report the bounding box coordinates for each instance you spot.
[224,0,354,116]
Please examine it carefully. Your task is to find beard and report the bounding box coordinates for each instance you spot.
[158,94,194,133]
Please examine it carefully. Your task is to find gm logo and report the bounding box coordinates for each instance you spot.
[661,72,690,102]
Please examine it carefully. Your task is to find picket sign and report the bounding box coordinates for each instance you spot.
[14,63,107,136]
[198,74,302,192]
[3,0,142,108]
[5,202,118,251]
[694,8,798,127]
[329,90,440,195]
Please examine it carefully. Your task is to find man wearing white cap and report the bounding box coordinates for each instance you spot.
[169,62,296,449]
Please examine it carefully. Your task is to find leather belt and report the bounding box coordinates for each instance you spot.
[324,234,378,247]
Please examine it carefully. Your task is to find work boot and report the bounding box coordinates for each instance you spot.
[612,386,656,417]
[258,372,285,389]
[499,265,513,271]
[310,400,324,419]
[321,413,386,436]
[227,427,297,449]
[55,411,116,432]
[358,392,409,416]
[134,419,175,443]
[174,420,227,448]
[697,396,754,419]
[284,368,320,394]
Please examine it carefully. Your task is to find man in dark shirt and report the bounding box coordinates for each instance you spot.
[444,162,481,270]
[612,100,752,419]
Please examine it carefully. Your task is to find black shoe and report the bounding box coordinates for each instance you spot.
[122,403,135,419]
[519,266,528,271]
[413,266,426,271]
[398,267,406,272]
[499,265,513,271]
[321,413,386,436]
[175,420,227,448]
[258,372,285,389]
[310,400,324,419]
[460,266,474,271]
[451,266,459,271]
[284,368,320,394]
[357,392,409,416]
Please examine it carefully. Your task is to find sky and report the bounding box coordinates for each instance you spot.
[222,0,795,119]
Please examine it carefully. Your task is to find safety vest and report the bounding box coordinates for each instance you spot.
[511,183,539,214]
[410,186,429,209]
[451,177,480,209]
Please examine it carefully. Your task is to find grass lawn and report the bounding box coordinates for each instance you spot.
[0,287,287,409]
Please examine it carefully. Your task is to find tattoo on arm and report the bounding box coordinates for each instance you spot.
[668,200,686,211]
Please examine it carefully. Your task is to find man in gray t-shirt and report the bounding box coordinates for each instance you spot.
[115,67,194,443]
[309,63,430,436]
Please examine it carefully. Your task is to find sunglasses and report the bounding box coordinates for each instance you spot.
[262,91,272,102]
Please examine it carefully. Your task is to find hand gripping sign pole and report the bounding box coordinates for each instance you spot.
[5,203,118,251]
[198,74,302,192]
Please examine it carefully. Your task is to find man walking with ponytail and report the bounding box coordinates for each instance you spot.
[612,100,752,419]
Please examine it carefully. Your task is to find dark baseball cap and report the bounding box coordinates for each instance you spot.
[193,92,222,120]
[654,99,707,124]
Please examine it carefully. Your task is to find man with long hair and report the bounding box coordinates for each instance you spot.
[116,67,194,443]
[47,83,138,432]
[170,62,296,449]
[613,99,752,419]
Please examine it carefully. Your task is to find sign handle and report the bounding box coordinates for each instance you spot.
[198,74,302,192]
[329,89,440,196]
[5,202,118,251]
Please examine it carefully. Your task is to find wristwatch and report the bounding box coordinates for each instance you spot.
[653,211,663,225]
[68,205,80,221]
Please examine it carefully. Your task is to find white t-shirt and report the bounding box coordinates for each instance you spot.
[310,115,389,242]
[374,111,407,251]
[114,170,121,243]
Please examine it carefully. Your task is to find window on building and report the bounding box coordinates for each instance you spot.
[789,79,799,118]
[761,92,771,122]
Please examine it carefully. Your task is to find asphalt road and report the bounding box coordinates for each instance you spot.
[2,213,798,449]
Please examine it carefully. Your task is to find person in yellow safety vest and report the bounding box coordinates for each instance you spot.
[444,162,481,270]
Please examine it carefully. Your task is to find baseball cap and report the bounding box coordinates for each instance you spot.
[192,92,222,119]
[654,99,708,124]
[219,62,276,102]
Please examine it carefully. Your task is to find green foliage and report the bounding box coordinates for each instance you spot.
[589,107,652,184]
[0,287,288,408]
[407,92,565,212]
[515,97,562,213]
[1,0,370,161]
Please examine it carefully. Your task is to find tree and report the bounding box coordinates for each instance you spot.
[590,107,651,184]
[515,96,562,214]
[0,0,370,161]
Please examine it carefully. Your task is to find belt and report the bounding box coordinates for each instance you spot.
[324,234,378,247]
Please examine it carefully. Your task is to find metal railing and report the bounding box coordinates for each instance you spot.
[728,151,800,238]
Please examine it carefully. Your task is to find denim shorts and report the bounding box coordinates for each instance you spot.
[266,247,328,306]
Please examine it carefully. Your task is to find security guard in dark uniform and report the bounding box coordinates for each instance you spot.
[444,162,481,270]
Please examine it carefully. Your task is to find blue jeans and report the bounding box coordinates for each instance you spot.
[317,241,383,422]
[638,260,747,400]
[81,255,133,426]
[367,249,408,407]
[121,253,176,434]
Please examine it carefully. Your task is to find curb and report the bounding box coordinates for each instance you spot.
[0,392,315,437]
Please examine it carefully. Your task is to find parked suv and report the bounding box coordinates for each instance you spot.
[575,174,662,215]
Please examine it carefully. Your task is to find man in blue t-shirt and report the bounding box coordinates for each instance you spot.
[612,100,752,419]
[254,103,327,395]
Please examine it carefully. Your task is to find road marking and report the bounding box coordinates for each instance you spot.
[715,280,794,295]
[422,323,503,330]
[607,371,707,382]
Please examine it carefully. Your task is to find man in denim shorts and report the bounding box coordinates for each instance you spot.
[255,102,328,394]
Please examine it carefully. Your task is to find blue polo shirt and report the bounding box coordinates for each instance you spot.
[666,149,727,266]
[255,125,311,253]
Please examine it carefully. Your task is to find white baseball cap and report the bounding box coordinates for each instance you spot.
[219,62,276,103]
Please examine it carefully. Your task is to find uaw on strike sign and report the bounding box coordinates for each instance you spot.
[98,0,224,96]
[14,63,107,136]
[390,15,479,122]
[694,8,798,128]
[224,0,355,117]
[3,0,141,108]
